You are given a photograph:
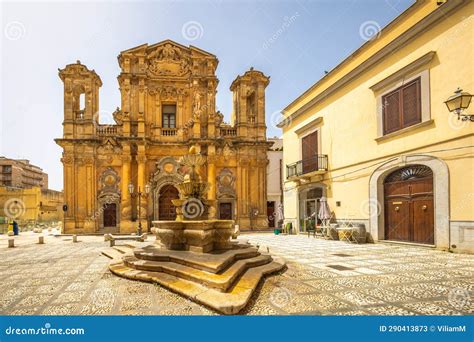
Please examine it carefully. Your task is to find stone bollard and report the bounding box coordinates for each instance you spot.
[8,239,14,248]
[72,235,78,243]
[38,236,44,244]
[109,239,115,247]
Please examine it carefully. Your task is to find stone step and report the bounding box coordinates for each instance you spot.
[134,245,260,273]
[109,258,286,314]
[101,248,123,260]
[122,253,273,292]
[113,246,134,254]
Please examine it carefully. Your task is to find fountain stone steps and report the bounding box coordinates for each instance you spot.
[113,246,133,254]
[122,253,273,292]
[133,245,260,273]
[102,248,126,260]
[109,256,285,314]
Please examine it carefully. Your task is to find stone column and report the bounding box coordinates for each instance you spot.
[137,154,148,226]
[120,152,133,233]
[121,156,131,211]
[207,153,216,219]
[61,154,75,233]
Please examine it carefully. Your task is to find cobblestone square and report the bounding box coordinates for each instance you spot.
[1,232,472,315]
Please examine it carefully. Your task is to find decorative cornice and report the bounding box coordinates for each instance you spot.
[294,117,324,136]
[369,51,436,92]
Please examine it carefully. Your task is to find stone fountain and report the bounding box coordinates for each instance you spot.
[154,146,234,253]
[106,146,285,314]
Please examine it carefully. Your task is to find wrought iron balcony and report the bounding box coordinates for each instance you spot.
[286,155,328,179]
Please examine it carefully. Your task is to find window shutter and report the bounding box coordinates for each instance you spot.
[302,131,318,174]
[302,130,318,160]
[383,91,401,134]
[402,79,421,127]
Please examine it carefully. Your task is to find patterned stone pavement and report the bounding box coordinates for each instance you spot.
[0,231,472,315]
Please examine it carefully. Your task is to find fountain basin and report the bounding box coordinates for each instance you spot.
[152,219,234,253]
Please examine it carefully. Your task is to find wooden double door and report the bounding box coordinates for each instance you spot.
[384,165,434,244]
[158,185,179,220]
[103,203,117,227]
[219,203,233,220]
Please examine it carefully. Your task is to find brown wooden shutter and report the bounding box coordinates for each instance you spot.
[302,130,318,160]
[302,131,318,173]
[383,90,401,134]
[402,79,421,127]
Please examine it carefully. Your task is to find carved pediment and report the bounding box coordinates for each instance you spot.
[147,42,191,77]
[98,138,121,154]
[216,143,235,160]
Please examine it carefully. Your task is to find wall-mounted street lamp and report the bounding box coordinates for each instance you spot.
[128,183,150,235]
[444,87,473,122]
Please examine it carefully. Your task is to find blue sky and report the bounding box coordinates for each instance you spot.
[1,0,414,190]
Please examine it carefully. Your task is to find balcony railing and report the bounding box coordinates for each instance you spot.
[96,125,118,136]
[162,128,178,136]
[286,155,328,179]
[220,128,237,136]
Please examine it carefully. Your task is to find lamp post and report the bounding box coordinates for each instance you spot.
[444,87,473,122]
[128,183,150,236]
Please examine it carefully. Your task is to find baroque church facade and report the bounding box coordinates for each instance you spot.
[56,40,272,234]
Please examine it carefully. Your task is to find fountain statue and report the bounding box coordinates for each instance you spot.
[106,146,285,314]
[153,146,234,252]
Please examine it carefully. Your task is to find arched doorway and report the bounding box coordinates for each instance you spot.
[384,165,434,244]
[158,185,179,220]
[103,203,117,228]
[298,185,325,233]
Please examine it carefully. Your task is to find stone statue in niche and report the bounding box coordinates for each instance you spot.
[112,107,124,125]
[215,111,223,127]
[193,92,202,114]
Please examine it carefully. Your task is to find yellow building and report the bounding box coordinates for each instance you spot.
[56,40,273,234]
[279,0,473,253]
[0,186,63,228]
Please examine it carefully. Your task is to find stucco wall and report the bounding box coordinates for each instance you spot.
[282,3,473,219]
[281,3,473,251]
